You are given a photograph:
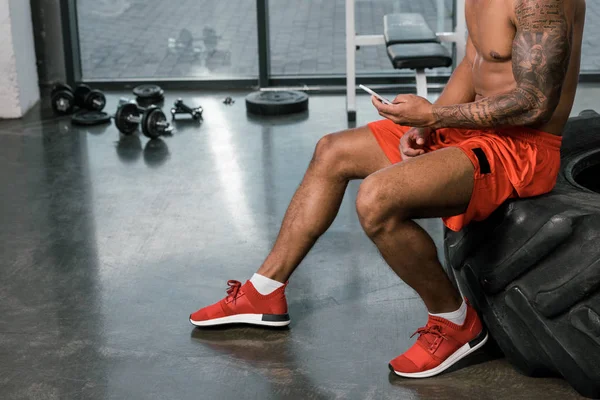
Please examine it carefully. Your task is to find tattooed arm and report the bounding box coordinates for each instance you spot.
[431,0,572,129]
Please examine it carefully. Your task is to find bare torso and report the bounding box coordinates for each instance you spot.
[465,0,586,135]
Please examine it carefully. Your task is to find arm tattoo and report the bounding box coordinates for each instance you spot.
[432,0,571,129]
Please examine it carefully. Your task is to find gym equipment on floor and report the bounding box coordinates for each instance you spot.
[115,101,172,139]
[51,83,75,115]
[133,85,165,103]
[74,84,107,112]
[245,91,308,116]
[51,82,107,115]
[170,99,203,120]
[71,110,112,126]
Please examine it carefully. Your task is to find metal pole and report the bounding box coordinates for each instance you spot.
[415,70,428,98]
[437,0,445,33]
[256,0,270,88]
[62,0,82,84]
[455,0,467,63]
[345,0,356,121]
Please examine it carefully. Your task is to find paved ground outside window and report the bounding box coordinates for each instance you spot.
[77,0,600,80]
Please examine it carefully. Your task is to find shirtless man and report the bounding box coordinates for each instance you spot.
[190,0,586,378]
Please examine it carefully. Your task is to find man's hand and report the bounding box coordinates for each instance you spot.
[400,127,431,159]
[372,94,437,128]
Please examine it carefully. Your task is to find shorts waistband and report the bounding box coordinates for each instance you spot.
[497,127,562,149]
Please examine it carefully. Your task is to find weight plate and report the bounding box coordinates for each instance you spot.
[115,102,140,135]
[85,89,106,111]
[133,85,165,100]
[141,106,168,139]
[51,90,75,115]
[246,110,309,126]
[74,84,92,105]
[51,82,73,96]
[245,90,308,116]
[71,111,111,126]
[137,96,164,108]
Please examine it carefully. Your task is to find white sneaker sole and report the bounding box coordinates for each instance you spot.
[189,313,291,327]
[390,328,489,378]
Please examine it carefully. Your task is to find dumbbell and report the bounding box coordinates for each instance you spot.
[170,98,203,120]
[74,84,106,112]
[51,83,76,115]
[115,101,172,139]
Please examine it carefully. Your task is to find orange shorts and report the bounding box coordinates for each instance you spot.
[368,119,563,231]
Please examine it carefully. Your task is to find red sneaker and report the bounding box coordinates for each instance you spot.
[189,280,290,327]
[389,301,488,378]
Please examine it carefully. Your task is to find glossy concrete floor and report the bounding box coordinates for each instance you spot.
[2,86,598,400]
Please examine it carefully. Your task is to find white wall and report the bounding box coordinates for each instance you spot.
[0,0,40,119]
[0,0,20,118]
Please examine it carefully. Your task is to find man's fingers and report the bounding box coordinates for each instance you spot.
[372,97,405,115]
[416,138,425,145]
[392,94,410,104]
[402,147,425,157]
[372,96,392,111]
[379,111,401,124]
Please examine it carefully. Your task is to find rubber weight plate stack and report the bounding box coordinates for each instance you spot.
[133,85,165,104]
[245,90,308,116]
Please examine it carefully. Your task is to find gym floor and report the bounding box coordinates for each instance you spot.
[2,86,598,400]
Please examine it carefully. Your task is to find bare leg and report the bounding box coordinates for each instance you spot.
[257,126,391,282]
[356,147,475,313]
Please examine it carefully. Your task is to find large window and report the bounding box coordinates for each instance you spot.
[581,2,600,73]
[268,0,454,77]
[74,0,455,83]
[71,0,600,83]
[76,0,258,80]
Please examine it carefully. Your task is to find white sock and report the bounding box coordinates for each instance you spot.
[429,299,467,326]
[250,273,284,295]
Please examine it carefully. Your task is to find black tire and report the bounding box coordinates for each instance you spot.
[245,90,308,116]
[444,110,600,399]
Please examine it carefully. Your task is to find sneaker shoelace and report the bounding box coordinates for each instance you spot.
[411,324,448,348]
[226,280,242,303]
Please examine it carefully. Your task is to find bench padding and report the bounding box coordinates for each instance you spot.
[387,43,452,70]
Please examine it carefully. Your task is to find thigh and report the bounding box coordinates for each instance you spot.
[323,125,393,179]
[364,147,475,219]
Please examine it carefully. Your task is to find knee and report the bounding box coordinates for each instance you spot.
[356,176,410,237]
[312,134,346,175]
[356,177,391,237]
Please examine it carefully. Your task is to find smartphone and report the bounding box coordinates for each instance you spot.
[359,84,392,105]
